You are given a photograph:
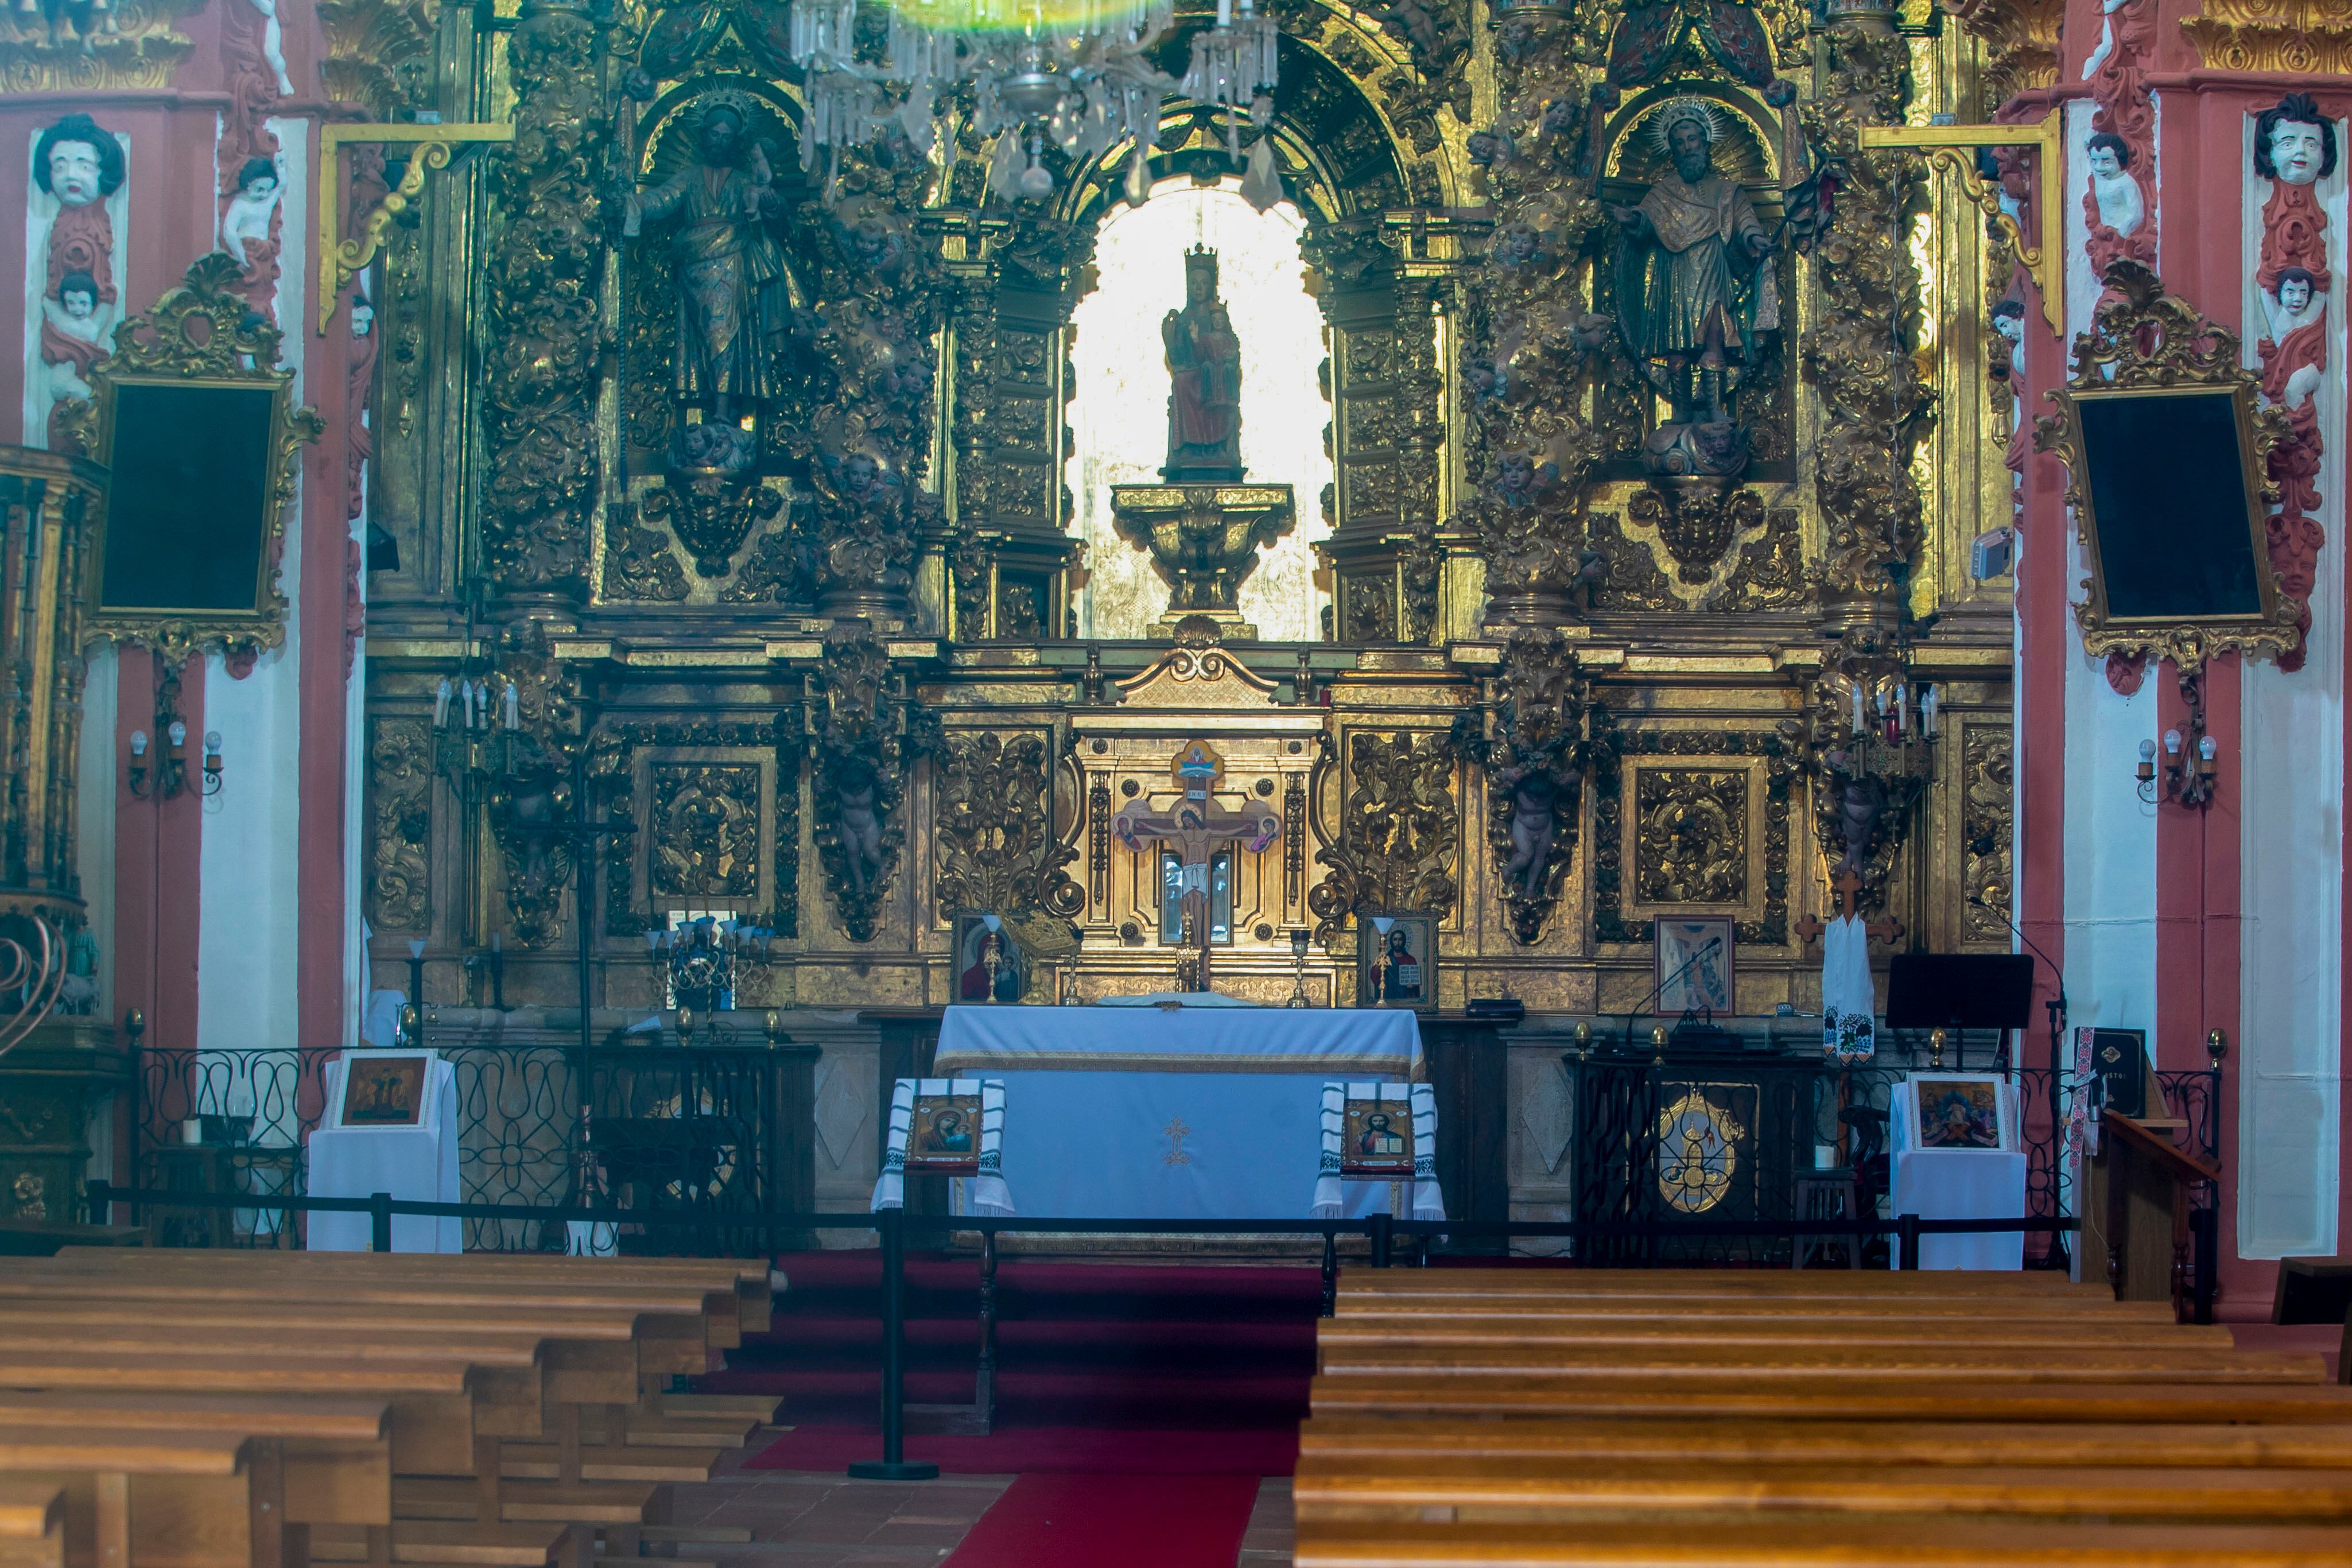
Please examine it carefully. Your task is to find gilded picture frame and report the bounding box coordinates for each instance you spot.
[73,253,322,665]
[2035,260,2298,673]
[1354,911,1437,1013]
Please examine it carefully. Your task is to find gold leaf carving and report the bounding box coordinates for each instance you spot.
[1309,731,1458,937]
[1634,768,1749,906]
[933,732,1084,919]
[650,763,762,901]
[367,716,431,931]
[1962,725,2015,944]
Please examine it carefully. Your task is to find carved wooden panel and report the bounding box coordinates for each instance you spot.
[649,763,762,902]
[1632,767,1749,906]
[366,715,430,931]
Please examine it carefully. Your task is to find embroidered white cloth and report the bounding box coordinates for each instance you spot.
[1820,914,1877,1062]
[1314,1081,1444,1220]
[929,1005,1426,1219]
[871,1077,1011,1215]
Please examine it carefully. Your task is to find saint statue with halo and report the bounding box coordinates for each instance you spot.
[1609,96,1776,469]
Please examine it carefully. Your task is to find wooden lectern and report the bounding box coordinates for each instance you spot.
[2089,1108,2219,1323]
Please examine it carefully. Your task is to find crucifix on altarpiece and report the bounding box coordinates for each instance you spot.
[1112,740,1280,993]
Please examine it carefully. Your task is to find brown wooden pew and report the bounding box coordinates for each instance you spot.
[1292,1517,2352,1566]
[0,1485,61,1568]
[1299,1268,2352,1565]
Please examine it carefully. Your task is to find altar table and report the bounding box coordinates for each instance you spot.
[930,1004,1426,1220]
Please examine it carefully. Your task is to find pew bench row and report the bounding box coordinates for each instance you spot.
[1295,1267,2352,1567]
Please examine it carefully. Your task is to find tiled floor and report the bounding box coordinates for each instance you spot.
[654,1445,1294,1568]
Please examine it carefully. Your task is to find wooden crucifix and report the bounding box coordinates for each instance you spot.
[1794,868,1907,949]
[1112,740,1281,993]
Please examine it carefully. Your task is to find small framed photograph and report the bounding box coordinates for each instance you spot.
[1655,917,1735,1015]
[905,1090,982,1175]
[1355,913,1437,1012]
[1912,1072,2013,1151]
[339,1052,429,1128]
[1340,1094,1415,1178]
[951,912,1026,1004]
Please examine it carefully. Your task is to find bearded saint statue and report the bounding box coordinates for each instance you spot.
[624,93,790,427]
[1609,97,1776,434]
[1162,244,1244,482]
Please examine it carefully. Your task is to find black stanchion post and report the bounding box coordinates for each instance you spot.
[1896,1212,1921,1272]
[370,1191,394,1253]
[86,1178,112,1227]
[2191,1205,2219,1326]
[1369,1210,1393,1269]
[848,1207,938,1481]
[1319,1228,1338,1317]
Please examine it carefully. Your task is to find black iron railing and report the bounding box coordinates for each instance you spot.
[130,1042,787,1252]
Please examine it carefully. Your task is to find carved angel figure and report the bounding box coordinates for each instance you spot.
[1503,775,1560,899]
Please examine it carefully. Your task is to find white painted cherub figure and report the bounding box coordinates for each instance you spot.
[2085,133,2143,237]
[222,157,282,270]
[2262,266,2326,406]
[41,271,105,403]
[247,0,294,96]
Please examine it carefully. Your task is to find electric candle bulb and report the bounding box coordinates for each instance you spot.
[434,677,452,728]
[1849,685,1864,732]
[129,731,147,758]
[167,721,186,749]
[2164,729,2183,756]
[2198,735,2217,761]
[1920,684,1939,737]
[503,681,520,732]
[2139,739,2157,762]
[203,731,222,758]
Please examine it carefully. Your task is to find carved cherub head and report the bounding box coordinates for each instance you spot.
[36,114,122,209]
[2276,266,2318,316]
[2084,131,2130,181]
[2256,93,2335,187]
[57,270,97,321]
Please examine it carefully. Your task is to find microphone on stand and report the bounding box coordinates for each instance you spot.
[1969,894,2074,1270]
[1619,936,1724,1055]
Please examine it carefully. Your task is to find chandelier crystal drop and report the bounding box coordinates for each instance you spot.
[789,0,1279,201]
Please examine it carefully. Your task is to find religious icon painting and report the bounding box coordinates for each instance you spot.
[1340,1093,1415,1178]
[1654,917,1735,1015]
[337,1051,429,1128]
[1911,1073,2013,1152]
[951,912,1026,1004]
[1354,913,1437,1012]
[905,1092,983,1175]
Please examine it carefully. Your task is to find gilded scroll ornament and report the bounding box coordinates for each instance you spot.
[1802,22,1929,607]
[1592,715,1793,947]
[650,763,762,901]
[1634,769,1748,906]
[1627,479,1765,584]
[592,716,800,938]
[639,465,784,579]
[1961,727,2014,945]
[1308,731,1460,939]
[806,627,936,942]
[934,732,1085,919]
[367,716,432,932]
[480,0,607,599]
[600,504,691,602]
[1700,505,1811,611]
[2181,0,2352,75]
[1454,627,1593,945]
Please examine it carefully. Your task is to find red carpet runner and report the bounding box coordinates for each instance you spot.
[942,1473,1262,1567]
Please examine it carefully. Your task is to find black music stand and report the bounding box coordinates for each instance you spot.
[1887,953,2036,1067]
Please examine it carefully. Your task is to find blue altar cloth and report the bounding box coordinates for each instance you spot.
[930,1004,1426,1220]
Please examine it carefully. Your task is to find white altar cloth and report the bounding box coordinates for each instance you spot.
[1888,1079,2025,1271]
[307,1054,461,1253]
[930,1005,1426,1219]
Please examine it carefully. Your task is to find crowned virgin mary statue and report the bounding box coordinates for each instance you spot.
[1161,244,1245,483]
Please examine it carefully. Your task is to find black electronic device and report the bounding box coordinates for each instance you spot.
[1885,953,2036,1031]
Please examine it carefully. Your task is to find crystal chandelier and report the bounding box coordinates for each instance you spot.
[790,0,1279,201]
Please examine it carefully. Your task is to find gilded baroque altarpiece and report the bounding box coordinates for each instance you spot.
[356,0,2021,1016]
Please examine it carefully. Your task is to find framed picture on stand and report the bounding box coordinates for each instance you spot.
[1655,917,1735,1015]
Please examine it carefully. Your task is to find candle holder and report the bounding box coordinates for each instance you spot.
[650,915,777,1013]
[1285,928,1313,1008]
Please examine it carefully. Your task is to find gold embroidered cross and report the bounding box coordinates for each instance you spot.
[1163,1117,1193,1166]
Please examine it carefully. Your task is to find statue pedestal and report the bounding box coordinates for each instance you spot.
[1109,483,1296,640]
